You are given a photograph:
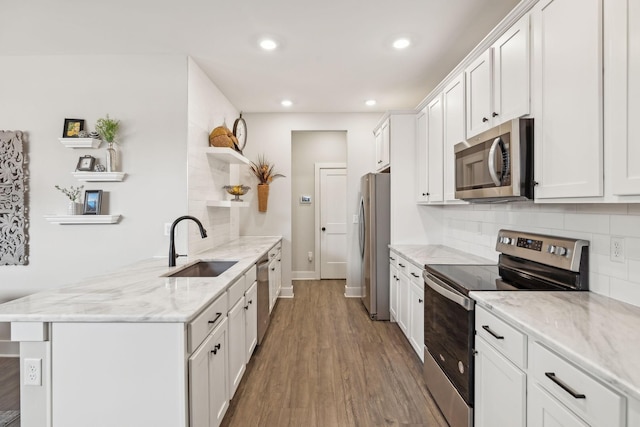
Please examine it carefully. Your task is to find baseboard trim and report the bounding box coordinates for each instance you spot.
[279,286,294,298]
[344,285,363,298]
[291,271,318,280]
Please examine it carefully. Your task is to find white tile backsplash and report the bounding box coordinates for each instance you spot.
[440,203,640,308]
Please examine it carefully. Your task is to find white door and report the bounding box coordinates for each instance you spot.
[320,168,347,278]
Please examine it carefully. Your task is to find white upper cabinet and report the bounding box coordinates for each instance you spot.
[532,0,603,199]
[443,73,466,203]
[426,95,444,203]
[607,0,640,196]
[465,13,530,139]
[416,108,428,203]
[375,119,390,172]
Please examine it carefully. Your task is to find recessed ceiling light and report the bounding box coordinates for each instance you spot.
[260,39,278,50]
[365,99,377,107]
[281,100,293,107]
[393,38,411,49]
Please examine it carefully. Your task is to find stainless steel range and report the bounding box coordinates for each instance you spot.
[422,229,589,427]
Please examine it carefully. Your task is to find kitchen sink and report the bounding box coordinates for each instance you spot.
[163,260,237,278]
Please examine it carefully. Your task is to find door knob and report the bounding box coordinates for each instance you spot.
[322,227,326,231]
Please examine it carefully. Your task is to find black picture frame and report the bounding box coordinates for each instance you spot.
[76,155,95,171]
[63,118,85,138]
[83,190,102,215]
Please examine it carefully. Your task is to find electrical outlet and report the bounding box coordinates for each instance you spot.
[24,358,41,386]
[164,223,172,236]
[611,236,625,263]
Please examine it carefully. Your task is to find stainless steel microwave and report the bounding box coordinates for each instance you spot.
[454,118,534,202]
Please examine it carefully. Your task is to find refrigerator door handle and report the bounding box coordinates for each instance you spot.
[358,196,365,259]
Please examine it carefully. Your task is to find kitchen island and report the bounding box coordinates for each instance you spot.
[0,236,282,427]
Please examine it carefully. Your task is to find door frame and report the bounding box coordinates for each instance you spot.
[314,163,347,280]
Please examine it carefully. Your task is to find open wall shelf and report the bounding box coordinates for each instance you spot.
[206,200,249,208]
[71,172,126,182]
[44,215,121,225]
[205,147,250,165]
[59,138,102,149]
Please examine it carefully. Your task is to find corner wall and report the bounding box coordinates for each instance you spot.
[0,54,189,301]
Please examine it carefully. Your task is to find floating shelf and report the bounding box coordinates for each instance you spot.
[205,147,250,165]
[44,215,121,224]
[59,138,102,149]
[71,171,126,182]
[206,200,249,208]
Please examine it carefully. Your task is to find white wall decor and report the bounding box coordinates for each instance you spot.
[0,130,28,265]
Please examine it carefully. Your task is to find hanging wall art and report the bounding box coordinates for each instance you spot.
[0,130,28,265]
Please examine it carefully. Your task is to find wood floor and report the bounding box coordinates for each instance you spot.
[222,279,447,427]
[0,357,19,412]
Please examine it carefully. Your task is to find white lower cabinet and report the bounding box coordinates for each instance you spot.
[396,260,410,336]
[408,277,424,361]
[189,317,229,427]
[227,297,246,399]
[245,280,258,362]
[268,245,282,313]
[390,254,423,361]
[474,336,526,427]
[389,261,398,322]
[529,383,588,427]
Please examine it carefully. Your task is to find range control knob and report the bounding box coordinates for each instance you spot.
[501,236,512,245]
[555,246,568,256]
[548,245,556,254]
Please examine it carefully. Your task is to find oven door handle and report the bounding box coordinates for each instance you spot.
[424,273,474,311]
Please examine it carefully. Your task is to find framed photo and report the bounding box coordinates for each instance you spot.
[63,118,85,138]
[76,155,95,171]
[83,190,102,215]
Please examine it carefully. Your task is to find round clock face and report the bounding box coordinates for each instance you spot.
[233,115,247,151]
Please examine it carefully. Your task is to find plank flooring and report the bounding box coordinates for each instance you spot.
[0,357,19,411]
[222,279,447,427]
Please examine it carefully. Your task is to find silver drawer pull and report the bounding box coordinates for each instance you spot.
[545,372,586,399]
[207,312,222,325]
[482,325,504,340]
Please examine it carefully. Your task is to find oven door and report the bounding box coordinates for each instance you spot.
[424,273,475,405]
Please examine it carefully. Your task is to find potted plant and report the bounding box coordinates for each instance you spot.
[249,155,285,212]
[95,114,121,172]
[55,184,84,215]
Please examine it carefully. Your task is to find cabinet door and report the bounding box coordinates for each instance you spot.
[209,318,229,427]
[389,263,398,321]
[376,120,390,171]
[532,0,603,199]
[268,259,277,313]
[443,74,466,203]
[466,50,493,138]
[408,280,424,360]
[427,94,444,203]
[475,336,526,427]
[397,271,409,335]
[276,252,282,296]
[374,128,383,170]
[189,331,216,427]
[416,108,429,202]
[493,13,530,123]
[528,382,588,427]
[608,0,640,195]
[228,298,246,399]
[245,280,258,362]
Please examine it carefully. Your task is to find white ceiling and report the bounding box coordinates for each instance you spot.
[1,0,520,113]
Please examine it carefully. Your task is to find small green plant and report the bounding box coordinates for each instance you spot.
[95,114,120,143]
[55,185,84,202]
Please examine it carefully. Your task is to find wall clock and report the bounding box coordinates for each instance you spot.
[233,112,247,153]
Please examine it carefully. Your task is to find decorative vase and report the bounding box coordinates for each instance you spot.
[106,142,117,172]
[257,184,269,212]
[68,201,82,215]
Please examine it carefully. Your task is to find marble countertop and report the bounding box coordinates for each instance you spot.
[0,236,282,323]
[389,244,494,268]
[471,291,640,401]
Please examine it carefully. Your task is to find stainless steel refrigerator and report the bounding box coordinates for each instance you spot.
[359,172,390,320]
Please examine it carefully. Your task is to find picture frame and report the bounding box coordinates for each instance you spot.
[63,118,85,138]
[83,190,102,215]
[76,155,95,171]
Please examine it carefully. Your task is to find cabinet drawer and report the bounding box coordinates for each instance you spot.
[188,292,228,353]
[476,305,526,369]
[389,251,399,267]
[268,243,281,260]
[244,265,257,290]
[408,263,423,287]
[530,341,625,427]
[228,276,246,308]
[397,256,409,275]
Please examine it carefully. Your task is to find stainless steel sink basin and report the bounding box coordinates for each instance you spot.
[164,260,237,278]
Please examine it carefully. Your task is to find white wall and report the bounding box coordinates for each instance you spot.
[186,58,241,256]
[239,113,379,297]
[427,202,640,307]
[0,55,189,302]
[291,131,347,277]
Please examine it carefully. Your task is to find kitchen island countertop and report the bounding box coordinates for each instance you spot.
[389,244,494,268]
[472,291,640,401]
[0,236,282,323]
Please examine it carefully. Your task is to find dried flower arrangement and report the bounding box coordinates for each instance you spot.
[249,155,285,184]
